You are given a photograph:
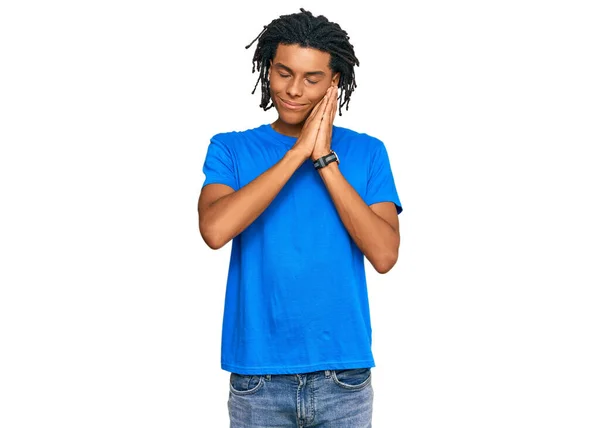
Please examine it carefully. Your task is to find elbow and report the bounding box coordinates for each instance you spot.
[372,252,398,274]
[372,239,400,274]
[202,233,226,250]
[199,219,228,250]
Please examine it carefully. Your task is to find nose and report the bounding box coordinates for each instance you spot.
[286,77,303,98]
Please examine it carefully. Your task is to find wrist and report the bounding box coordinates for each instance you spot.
[317,160,340,176]
[286,147,311,164]
[313,150,340,170]
[311,149,331,161]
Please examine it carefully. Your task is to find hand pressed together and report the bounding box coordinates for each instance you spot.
[291,85,339,161]
[311,85,338,161]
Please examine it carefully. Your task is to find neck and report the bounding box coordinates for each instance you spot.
[271,118,303,138]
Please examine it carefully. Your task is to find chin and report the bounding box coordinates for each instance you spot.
[279,113,307,125]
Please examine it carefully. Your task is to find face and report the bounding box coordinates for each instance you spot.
[269,43,340,126]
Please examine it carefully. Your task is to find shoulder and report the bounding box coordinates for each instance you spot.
[209,124,269,148]
[332,125,386,152]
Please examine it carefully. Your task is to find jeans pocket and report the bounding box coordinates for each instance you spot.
[229,373,265,396]
[332,368,372,390]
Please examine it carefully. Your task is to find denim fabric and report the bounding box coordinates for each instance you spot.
[228,368,373,427]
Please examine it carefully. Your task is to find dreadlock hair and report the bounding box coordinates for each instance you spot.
[245,8,360,116]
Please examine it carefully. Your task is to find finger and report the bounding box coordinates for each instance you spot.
[317,89,335,138]
[321,87,335,125]
[316,91,330,122]
[323,88,336,142]
[321,87,331,115]
[307,93,328,122]
[302,94,329,137]
[330,87,338,122]
[326,86,337,121]
[328,90,336,136]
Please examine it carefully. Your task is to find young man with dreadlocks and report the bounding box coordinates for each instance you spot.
[198,8,402,427]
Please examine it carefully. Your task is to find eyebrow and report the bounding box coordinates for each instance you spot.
[273,62,326,77]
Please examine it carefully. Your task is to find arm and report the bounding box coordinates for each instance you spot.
[199,92,332,250]
[311,86,401,273]
[198,149,305,250]
[318,164,400,273]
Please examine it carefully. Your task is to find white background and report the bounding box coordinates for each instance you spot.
[1,0,599,427]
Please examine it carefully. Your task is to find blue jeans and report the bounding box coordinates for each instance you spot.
[228,368,373,427]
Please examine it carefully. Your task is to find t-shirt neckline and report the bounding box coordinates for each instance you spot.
[263,123,299,146]
[262,123,339,147]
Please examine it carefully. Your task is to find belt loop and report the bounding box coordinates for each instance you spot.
[324,370,331,378]
[266,374,271,381]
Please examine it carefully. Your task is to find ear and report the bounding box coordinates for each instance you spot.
[331,72,341,87]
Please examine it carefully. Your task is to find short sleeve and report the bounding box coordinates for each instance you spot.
[364,140,403,214]
[201,137,239,191]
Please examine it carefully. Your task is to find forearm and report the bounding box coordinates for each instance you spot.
[201,149,306,249]
[318,164,399,273]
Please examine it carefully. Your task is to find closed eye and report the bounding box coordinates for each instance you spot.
[278,72,319,86]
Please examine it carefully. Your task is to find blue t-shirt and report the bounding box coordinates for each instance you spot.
[202,123,402,375]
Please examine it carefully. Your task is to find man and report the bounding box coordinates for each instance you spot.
[198,8,403,427]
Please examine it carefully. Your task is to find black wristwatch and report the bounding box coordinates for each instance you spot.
[313,151,339,170]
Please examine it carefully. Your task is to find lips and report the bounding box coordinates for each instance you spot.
[278,97,307,110]
[281,99,304,106]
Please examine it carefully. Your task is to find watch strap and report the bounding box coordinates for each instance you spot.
[313,151,339,169]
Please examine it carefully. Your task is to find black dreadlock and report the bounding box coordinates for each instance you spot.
[245,8,360,116]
